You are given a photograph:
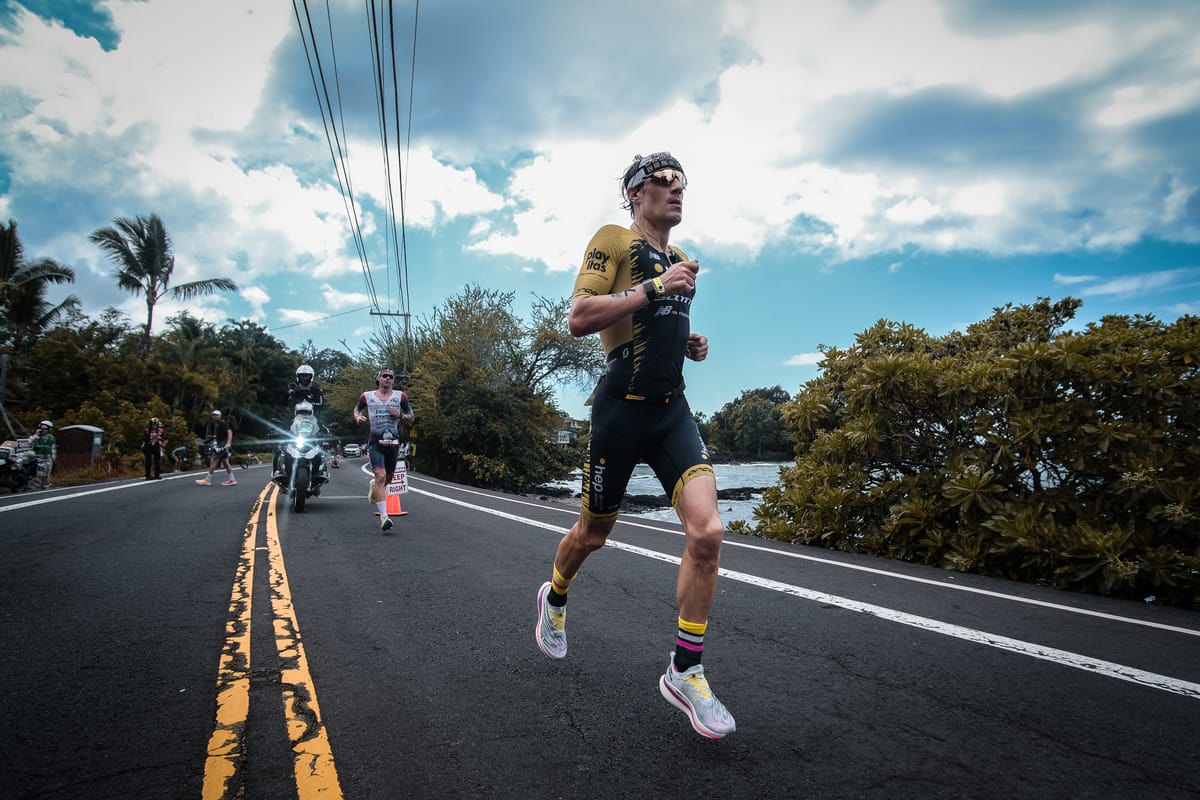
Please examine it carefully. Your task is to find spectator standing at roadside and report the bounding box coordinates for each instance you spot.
[142,417,165,480]
[31,420,56,489]
[196,410,236,486]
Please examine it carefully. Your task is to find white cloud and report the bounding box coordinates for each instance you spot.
[885,197,940,225]
[785,353,824,367]
[277,308,328,325]
[1078,268,1196,296]
[321,283,372,309]
[241,285,271,318]
[1054,273,1100,286]
[2,0,1198,336]
[467,0,1200,266]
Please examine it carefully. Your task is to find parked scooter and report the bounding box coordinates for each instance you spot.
[0,438,38,492]
[270,402,330,512]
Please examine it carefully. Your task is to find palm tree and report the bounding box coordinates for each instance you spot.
[89,214,237,350]
[4,278,80,355]
[0,221,79,420]
[0,220,76,337]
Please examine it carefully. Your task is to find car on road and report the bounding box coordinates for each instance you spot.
[343,443,362,458]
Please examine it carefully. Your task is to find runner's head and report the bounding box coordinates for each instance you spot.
[621,152,686,217]
[375,368,396,387]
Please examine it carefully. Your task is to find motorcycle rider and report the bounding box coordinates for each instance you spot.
[287,364,324,410]
[276,364,324,477]
[271,400,329,495]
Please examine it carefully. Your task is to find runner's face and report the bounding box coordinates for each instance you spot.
[633,177,684,227]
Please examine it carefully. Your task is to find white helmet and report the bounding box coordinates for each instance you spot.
[296,364,315,383]
[294,401,314,416]
[38,420,53,430]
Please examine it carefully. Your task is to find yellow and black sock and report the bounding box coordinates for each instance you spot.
[673,617,707,672]
[548,565,573,608]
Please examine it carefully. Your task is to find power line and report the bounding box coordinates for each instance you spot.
[292,0,381,310]
[271,305,374,332]
[294,1,420,369]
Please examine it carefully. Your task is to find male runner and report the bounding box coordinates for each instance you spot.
[533,151,735,739]
[353,368,414,531]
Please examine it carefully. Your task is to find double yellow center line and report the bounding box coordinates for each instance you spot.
[202,484,343,799]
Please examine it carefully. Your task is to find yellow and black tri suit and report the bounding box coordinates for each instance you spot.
[572,224,715,521]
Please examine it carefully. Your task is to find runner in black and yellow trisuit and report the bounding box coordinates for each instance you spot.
[571,222,713,518]
[533,151,736,740]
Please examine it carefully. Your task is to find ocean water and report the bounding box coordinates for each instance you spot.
[543,461,790,526]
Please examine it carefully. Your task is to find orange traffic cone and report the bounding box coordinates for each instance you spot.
[385,489,408,516]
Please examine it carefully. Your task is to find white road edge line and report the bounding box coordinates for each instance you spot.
[408,476,1200,639]
[409,482,1200,702]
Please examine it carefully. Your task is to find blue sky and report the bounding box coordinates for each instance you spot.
[1,0,1198,417]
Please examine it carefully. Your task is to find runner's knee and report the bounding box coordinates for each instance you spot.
[685,520,724,565]
[572,517,614,552]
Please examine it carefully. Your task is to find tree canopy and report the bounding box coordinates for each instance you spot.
[746,298,1200,606]
[401,285,600,490]
[706,386,792,459]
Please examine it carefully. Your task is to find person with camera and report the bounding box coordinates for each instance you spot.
[287,364,324,412]
[275,364,325,478]
[195,409,236,486]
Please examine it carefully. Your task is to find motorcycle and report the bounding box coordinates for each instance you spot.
[0,438,38,492]
[270,401,330,512]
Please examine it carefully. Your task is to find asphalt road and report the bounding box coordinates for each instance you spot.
[1,462,1198,800]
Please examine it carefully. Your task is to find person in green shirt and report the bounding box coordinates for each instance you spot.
[31,420,56,489]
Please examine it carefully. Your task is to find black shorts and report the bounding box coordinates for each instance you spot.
[368,437,402,477]
[581,381,715,521]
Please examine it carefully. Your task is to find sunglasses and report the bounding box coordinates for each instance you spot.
[379,374,395,380]
[645,168,687,189]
